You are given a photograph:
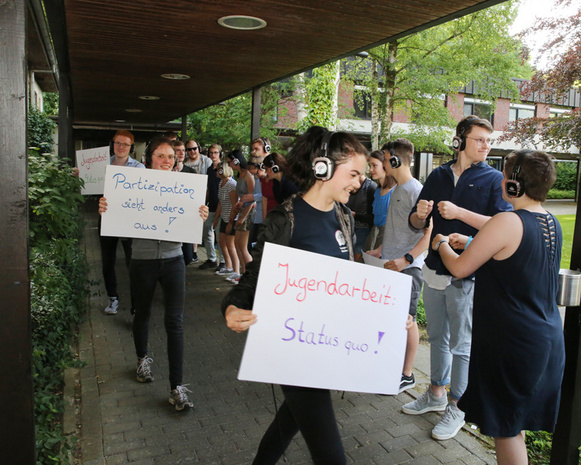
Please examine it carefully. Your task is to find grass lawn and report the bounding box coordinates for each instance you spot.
[556,214,575,269]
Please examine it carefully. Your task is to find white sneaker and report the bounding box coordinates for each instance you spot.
[225,272,241,282]
[432,401,466,440]
[215,267,234,276]
[104,298,119,315]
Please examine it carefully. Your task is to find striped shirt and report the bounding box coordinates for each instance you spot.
[218,177,238,223]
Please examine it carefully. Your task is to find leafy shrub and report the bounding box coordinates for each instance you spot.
[28,107,56,153]
[546,189,576,199]
[28,111,88,464]
[553,162,577,192]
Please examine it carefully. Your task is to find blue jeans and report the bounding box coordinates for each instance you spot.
[253,385,345,465]
[423,278,474,401]
[202,211,221,262]
[130,257,185,389]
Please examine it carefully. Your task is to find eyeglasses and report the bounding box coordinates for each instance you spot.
[113,141,132,148]
[186,147,199,152]
[152,153,176,161]
[465,136,494,147]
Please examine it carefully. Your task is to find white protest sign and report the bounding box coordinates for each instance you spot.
[100,165,207,243]
[238,243,412,395]
[76,146,110,195]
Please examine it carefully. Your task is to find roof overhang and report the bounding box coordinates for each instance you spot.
[35,0,508,128]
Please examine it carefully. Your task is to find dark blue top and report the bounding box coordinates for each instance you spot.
[459,210,564,436]
[290,197,349,260]
[206,163,220,212]
[410,160,512,275]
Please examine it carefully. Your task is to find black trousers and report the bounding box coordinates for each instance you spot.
[253,385,346,465]
[130,257,185,389]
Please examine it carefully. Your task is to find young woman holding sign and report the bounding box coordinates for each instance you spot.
[221,127,392,465]
[99,137,208,411]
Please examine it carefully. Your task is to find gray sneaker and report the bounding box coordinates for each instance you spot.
[169,385,194,411]
[104,298,118,315]
[432,401,466,440]
[402,386,447,415]
[136,356,154,383]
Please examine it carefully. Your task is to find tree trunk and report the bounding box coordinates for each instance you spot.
[381,41,398,144]
[370,56,379,150]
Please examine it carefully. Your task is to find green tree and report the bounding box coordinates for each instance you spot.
[500,0,581,151]
[296,62,340,132]
[186,81,292,152]
[346,0,527,151]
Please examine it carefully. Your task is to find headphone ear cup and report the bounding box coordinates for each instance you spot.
[272,164,280,174]
[312,157,334,181]
[130,143,135,154]
[389,154,401,169]
[452,136,464,151]
[505,179,523,198]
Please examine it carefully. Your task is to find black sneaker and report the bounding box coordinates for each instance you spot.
[399,373,416,393]
[215,262,226,272]
[199,259,217,270]
[169,385,194,411]
[136,357,154,383]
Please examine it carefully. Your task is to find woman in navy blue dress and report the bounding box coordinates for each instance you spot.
[432,149,565,465]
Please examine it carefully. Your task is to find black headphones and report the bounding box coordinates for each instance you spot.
[312,130,336,181]
[261,137,271,154]
[264,155,280,174]
[110,140,135,156]
[452,117,479,152]
[228,153,240,165]
[505,151,530,198]
[387,142,401,169]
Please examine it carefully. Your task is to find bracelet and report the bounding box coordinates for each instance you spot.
[436,239,449,252]
[466,236,473,248]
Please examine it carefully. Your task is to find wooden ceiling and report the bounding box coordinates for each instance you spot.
[49,0,506,127]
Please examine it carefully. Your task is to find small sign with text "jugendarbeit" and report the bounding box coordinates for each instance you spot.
[76,146,109,195]
[100,165,207,244]
[238,242,411,395]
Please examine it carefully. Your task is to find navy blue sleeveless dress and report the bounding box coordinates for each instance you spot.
[458,210,565,437]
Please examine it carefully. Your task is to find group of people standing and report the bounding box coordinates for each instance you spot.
[222,119,565,465]
[97,130,299,411]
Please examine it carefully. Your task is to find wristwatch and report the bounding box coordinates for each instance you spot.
[404,253,414,264]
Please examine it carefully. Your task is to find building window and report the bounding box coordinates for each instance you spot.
[463,100,494,123]
[509,106,535,121]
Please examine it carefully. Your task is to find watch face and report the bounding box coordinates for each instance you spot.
[405,253,413,264]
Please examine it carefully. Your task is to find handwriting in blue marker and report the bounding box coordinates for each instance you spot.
[112,173,196,200]
[122,198,146,211]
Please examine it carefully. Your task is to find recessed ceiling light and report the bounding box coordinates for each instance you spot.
[125,108,142,113]
[139,95,160,100]
[218,15,267,31]
[115,119,126,123]
[161,73,191,80]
